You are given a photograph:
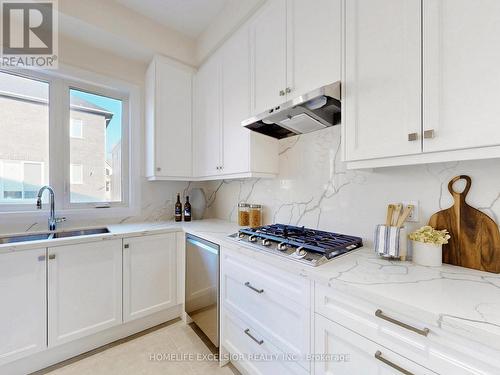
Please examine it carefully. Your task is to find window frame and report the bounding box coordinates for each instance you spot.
[0,66,138,218]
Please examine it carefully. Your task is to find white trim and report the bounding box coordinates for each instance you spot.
[0,65,141,219]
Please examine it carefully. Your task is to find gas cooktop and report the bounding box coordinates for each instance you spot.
[228,224,363,266]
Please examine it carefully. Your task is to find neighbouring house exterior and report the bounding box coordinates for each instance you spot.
[0,74,114,204]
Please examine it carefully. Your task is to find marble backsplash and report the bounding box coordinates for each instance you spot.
[203,126,500,245]
[3,124,500,246]
[0,179,206,235]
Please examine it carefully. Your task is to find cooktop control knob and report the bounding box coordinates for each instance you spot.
[249,235,258,242]
[293,247,307,259]
[262,239,271,246]
[238,232,245,239]
[277,242,288,251]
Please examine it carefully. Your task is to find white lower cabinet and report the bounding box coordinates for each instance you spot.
[48,240,123,346]
[223,311,308,375]
[123,233,177,322]
[221,249,311,373]
[0,248,47,365]
[314,314,435,375]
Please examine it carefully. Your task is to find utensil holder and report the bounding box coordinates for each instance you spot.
[374,225,408,260]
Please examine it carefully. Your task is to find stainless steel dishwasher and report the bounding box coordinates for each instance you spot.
[185,234,220,348]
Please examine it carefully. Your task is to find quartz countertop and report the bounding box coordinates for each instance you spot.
[2,218,500,352]
[221,239,500,352]
[0,219,240,254]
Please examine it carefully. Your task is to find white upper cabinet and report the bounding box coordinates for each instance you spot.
[344,0,422,161]
[287,0,341,99]
[193,54,222,178]
[220,25,280,177]
[346,0,500,168]
[250,0,341,115]
[250,0,287,115]
[193,21,279,180]
[221,25,253,176]
[423,0,500,153]
[146,55,194,180]
[48,240,122,347]
[0,248,46,365]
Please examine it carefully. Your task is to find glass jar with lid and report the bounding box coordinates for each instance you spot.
[238,203,250,226]
[249,204,262,228]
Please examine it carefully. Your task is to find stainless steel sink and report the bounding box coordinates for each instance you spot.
[0,228,110,244]
[0,233,52,244]
[52,228,110,238]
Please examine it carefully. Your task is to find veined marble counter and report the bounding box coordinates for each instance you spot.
[222,239,500,353]
[0,219,240,254]
[2,218,500,353]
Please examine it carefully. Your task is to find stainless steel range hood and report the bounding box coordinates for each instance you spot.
[242,82,341,139]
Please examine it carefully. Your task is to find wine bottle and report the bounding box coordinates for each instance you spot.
[175,193,182,222]
[184,196,192,222]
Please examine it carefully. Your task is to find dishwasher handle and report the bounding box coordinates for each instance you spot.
[186,236,219,255]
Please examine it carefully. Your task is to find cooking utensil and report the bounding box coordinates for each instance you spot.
[396,205,414,227]
[428,175,500,273]
[392,204,403,226]
[386,204,395,226]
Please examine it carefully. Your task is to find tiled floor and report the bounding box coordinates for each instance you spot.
[40,320,238,375]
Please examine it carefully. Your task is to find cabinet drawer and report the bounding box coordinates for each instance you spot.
[223,310,308,375]
[223,252,310,306]
[315,284,500,374]
[315,313,435,375]
[222,252,310,366]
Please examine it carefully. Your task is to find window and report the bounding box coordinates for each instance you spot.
[70,118,83,138]
[0,72,49,204]
[70,164,83,184]
[0,160,43,202]
[0,69,130,212]
[69,89,123,204]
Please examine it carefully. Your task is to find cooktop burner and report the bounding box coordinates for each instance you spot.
[228,224,363,266]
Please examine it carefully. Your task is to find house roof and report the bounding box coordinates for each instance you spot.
[0,72,114,126]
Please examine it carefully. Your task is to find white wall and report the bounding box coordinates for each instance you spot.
[58,0,197,66]
[204,126,500,245]
[195,0,265,64]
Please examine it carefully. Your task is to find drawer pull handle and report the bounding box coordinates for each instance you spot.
[375,351,414,375]
[245,282,264,294]
[375,309,430,337]
[244,329,264,345]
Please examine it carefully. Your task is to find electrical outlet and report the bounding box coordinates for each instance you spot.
[402,201,419,222]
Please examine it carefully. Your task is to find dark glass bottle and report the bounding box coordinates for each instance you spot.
[184,196,192,222]
[175,193,182,222]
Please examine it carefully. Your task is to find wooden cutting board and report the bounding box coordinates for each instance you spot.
[428,175,500,273]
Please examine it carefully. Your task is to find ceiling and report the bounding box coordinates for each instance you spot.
[114,0,231,38]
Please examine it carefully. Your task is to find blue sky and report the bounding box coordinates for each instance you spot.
[70,89,122,160]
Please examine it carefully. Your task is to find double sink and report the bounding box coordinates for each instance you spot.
[0,228,110,245]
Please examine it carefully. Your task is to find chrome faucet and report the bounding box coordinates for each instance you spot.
[36,186,66,231]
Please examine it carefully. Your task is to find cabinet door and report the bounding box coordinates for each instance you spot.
[123,234,177,322]
[250,0,287,115]
[193,55,222,177]
[344,0,422,161]
[48,240,122,346]
[154,57,193,177]
[314,314,435,375]
[287,0,341,98]
[0,248,46,365]
[423,0,500,152]
[221,25,251,175]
